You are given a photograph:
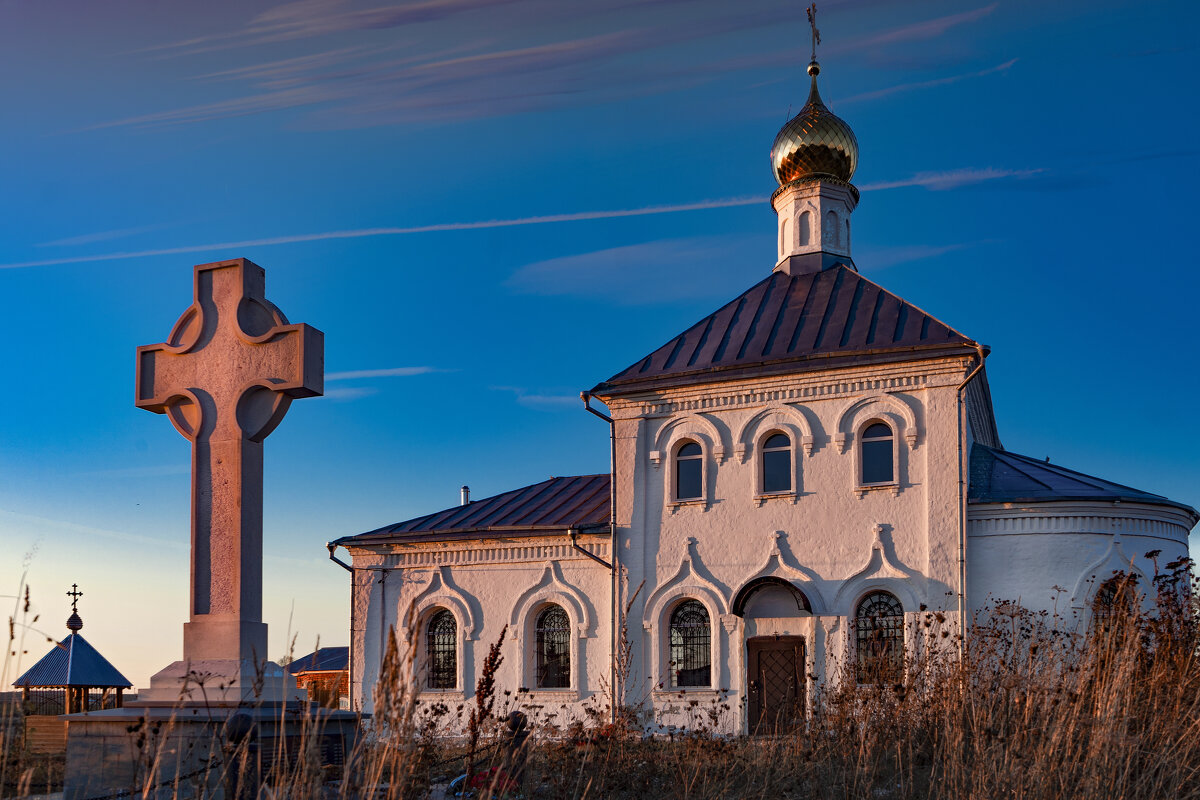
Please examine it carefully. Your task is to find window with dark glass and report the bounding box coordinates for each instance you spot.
[762,433,792,493]
[426,609,457,690]
[669,600,711,688]
[535,604,571,689]
[1093,573,1137,629]
[855,591,904,684]
[675,441,703,500]
[861,423,894,484]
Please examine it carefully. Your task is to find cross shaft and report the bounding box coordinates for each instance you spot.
[136,258,323,664]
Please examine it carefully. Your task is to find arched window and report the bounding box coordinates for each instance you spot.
[860,423,894,484]
[824,210,838,245]
[1093,573,1138,629]
[780,217,791,254]
[426,609,457,690]
[675,441,703,500]
[669,600,711,688]
[855,591,904,684]
[535,604,571,689]
[797,211,811,246]
[761,433,792,493]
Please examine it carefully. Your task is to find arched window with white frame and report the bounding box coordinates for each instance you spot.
[425,609,457,690]
[855,591,904,685]
[761,432,792,493]
[535,604,571,689]
[669,599,711,688]
[675,440,704,501]
[860,422,894,485]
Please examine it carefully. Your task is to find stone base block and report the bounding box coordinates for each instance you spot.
[134,659,305,705]
[63,704,360,800]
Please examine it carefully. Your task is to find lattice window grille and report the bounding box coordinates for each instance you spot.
[669,599,712,687]
[855,591,904,684]
[535,605,571,689]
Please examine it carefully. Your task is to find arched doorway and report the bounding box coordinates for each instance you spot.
[734,578,811,734]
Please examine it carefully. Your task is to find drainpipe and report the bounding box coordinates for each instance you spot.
[581,391,618,724]
[954,344,988,663]
[327,542,390,712]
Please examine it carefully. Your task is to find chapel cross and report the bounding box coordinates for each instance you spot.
[136,258,323,665]
[67,584,83,613]
[806,3,821,64]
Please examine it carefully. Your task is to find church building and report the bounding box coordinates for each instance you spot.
[330,42,1197,734]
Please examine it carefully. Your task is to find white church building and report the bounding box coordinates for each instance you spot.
[329,50,1197,734]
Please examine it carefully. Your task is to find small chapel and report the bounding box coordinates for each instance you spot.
[330,29,1197,734]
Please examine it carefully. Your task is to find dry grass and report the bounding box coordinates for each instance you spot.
[3,559,1199,799]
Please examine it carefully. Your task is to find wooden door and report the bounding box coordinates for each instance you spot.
[747,636,805,734]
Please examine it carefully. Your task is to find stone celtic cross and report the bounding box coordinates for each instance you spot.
[136,258,322,666]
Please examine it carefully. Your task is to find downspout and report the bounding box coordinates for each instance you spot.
[954,344,987,663]
[581,391,618,725]
[328,542,389,712]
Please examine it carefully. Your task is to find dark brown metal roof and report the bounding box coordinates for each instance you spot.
[12,633,132,689]
[287,647,349,675]
[337,474,611,545]
[590,264,976,395]
[969,444,1199,517]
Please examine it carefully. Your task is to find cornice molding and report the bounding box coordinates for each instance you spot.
[608,367,965,420]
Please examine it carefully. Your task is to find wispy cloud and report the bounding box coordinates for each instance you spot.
[323,386,378,401]
[492,386,579,410]
[840,59,1018,105]
[326,366,442,380]
[855,242,985,269]
[138,0,524,58]
[506,235,768,305]
[37,224,172,248]
[859,167,1044,192]
[848,4,998,50]
[0,197,762,270]
[0,509,187,552]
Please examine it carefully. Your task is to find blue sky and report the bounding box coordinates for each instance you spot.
[1,0,1197,688]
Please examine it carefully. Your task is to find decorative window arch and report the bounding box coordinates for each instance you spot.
[859,421,894,485]
[535,604,571,689]
[761,432,792,494]
[855,591,904,685]
[425,609,457,690]
[675,440,704,501]
[824,210,838,246]
[669,599,712,688]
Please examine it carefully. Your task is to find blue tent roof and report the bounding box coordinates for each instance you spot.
[12,633,132,689]
[969,444,1197,516]
[287,647,348,674]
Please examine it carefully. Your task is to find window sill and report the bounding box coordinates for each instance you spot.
[417,689,466,702]
[754,491,796,506]
[515,689,580,704]
[855,482,900,498]
[668,498,709,513]
[651,688,723,700]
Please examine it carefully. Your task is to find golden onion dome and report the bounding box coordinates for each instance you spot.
[770,62,858,185]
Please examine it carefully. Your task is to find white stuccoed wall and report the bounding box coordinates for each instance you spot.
[967,501,1194,625]
[346,533,614,727]
[601,354,977,732]
[342,353,1195,734]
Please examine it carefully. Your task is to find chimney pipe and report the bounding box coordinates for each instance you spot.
[460,485,470,506]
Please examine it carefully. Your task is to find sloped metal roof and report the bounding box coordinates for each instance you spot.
[969,444,1198,516]
[338,474,611,544]
[287,647,349,674]
[12,633,132,689]
[591,264,976,395]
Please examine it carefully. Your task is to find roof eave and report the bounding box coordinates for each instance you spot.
[590,342,979,398]
[335,520,611,547]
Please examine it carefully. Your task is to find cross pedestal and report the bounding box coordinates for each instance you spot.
[133,258,323,704]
